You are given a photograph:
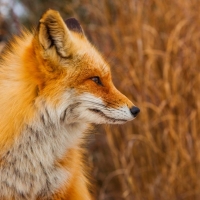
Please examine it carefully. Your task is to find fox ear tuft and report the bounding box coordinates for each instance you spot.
[38,9,72,58]
[65,18,84,34]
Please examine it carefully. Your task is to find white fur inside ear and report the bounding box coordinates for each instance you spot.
[38,23,52,50]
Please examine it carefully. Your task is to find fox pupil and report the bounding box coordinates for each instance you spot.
[91,76,102,86]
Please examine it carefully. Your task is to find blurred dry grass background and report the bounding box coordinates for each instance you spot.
[1,0,200,199]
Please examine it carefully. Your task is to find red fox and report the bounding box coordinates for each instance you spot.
[0,10,140,200]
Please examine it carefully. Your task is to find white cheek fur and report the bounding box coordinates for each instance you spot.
[68,93,134,124]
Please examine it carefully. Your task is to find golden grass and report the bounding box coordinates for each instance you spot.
[1,0,200,199]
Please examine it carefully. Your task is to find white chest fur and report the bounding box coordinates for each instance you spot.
[0,105,88,200]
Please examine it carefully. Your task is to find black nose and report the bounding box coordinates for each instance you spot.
[130,106,140,117]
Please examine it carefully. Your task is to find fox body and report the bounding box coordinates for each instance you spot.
[0,10,140,200]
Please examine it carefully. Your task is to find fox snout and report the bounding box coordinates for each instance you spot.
[130,106,140,118]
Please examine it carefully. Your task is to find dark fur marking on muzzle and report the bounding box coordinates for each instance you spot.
[89,108,127,123]
[61,102,81,122]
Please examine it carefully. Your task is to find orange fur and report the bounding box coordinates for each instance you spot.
[0,10,139,199]
[52,148,92,200]
[0,32,37,156]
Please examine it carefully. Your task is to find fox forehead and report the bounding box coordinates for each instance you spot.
[63,54,111,90]
[61,34,111,81]
[70,34,110,73]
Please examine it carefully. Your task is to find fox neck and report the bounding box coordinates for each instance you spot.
[0,99,89,198]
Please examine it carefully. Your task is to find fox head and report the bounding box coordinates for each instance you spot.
[31,9,140,125]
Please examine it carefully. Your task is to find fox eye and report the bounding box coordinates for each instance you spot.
[91,76,103,86]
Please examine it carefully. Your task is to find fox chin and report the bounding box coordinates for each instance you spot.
[0,9,140,200]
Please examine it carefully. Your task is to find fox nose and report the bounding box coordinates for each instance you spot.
[130,106,140,117]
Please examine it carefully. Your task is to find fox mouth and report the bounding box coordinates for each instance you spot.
[89,108,127,123]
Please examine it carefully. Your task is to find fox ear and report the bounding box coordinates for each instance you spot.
[65,18,84,35]
[38,9,72,58]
